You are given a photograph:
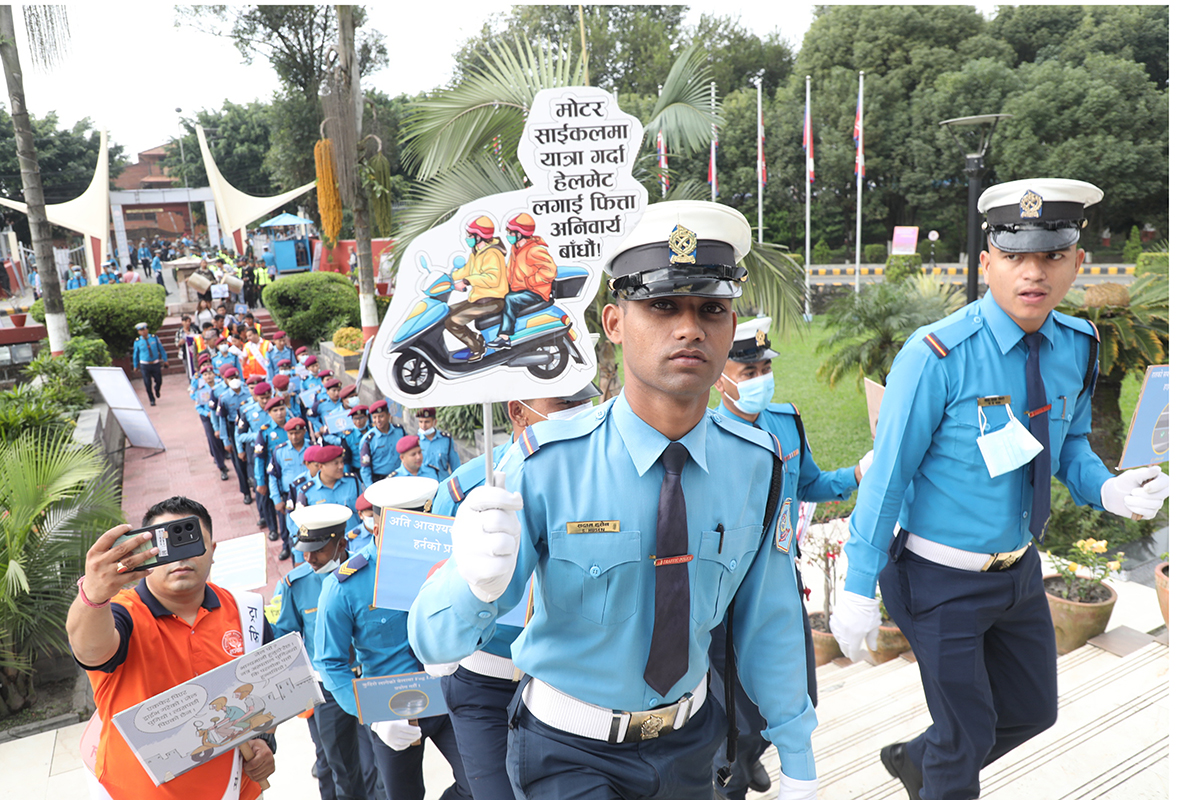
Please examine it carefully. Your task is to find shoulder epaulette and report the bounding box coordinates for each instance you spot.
[1053,311,1101,341]
[521,400,610,459]
[336,552,369,582]
[916,306,984,359]
[1053,312,1101,393]
[711,410,782,459]
[767,401,801,416]
[285,562,313,586]
[261,423,269,430]
[447,475,465,503]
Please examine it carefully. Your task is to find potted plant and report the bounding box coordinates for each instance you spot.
[1154,551,1168,629]
[800,511,847,665]
[869,597,911,665]
[1044,538,1125,654]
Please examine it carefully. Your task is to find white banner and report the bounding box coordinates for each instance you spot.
[86,367,166,451]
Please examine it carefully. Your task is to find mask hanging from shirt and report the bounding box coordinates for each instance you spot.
[720,372,775,415]
[976,404,1044,478]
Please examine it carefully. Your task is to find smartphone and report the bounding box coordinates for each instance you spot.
[111,516,206,570]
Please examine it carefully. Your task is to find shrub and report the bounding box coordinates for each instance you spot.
[333,326,364,351]
[1042,482,1154,557]
[864,243,888,264]
[884,254,923,283]
[375,294,392,326]
[1122,225,1143,263]
[812,239,832,266]
[29,283,167,358]
[262,272,360,346]
[1136,252,1169,276]
[0,383,70,443]
[65,336,112,372]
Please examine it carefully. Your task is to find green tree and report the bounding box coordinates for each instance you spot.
[159,100,273,193]
[0,429,124,716]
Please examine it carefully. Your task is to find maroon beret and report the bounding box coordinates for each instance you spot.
[272,331,286,340]
[303,356,318,367]
[302,445,323,461]
[355,493,372,512]
[265,396,285,410]
[339,385,358,400]
[323,377,341,389]
[309,444,345,464]
[222,366,238,378]
[396,435,420,455]
[277,359,292,368]
[284,417,307,431]
[246,375,264,386]
[351,404,369,415]
[414,407,436,419]
[272,374,291,390]
[317,369,333,379]
[369,400,389,414]
[252,381,271,396]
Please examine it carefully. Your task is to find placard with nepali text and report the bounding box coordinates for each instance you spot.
[1118,364,1169,469]
[352,671,449,726]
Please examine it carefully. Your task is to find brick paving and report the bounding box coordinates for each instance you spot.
[119,345,290,603]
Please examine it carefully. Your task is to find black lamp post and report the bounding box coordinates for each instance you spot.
[938,114,1011,303]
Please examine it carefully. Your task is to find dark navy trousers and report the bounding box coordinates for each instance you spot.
[506,682,726,800]
[369,713,471,800]
[879,540,1058,800]
[442,667,520,800]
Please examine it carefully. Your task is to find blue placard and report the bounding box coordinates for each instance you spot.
[325,407,354,434]
[373,509,531,627]
[299,387,319,408]
[1118,365,1169,469]
[352,671,448,725]
[193,386,212,405]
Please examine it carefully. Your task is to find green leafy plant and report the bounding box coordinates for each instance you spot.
[1046,537,1125,604]
[0,383,70,443]
[884,254,923,283]
[864,243,888,264]
[28,283,167,357]
[1136,251,1168,276]
[813,239,832,266]
[262,272,361,346]
[435,404,511,442]
[1122,225,1143,264]
[23,349,89,411]
[332,326,364,351]
[1042,481,1154,556]
[0,429,124,716]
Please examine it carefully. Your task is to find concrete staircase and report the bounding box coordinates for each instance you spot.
[154,308,282,376]
[748,602,1168,798]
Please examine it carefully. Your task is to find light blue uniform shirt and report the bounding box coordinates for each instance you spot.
[359,425,404,483]
[408,393,818,779]
[418,429,461,482]
[844,292,1112,598]
[131,335,168,369]
[297,475,364,531]
[271,563,330,662]
[315,541,422,715]
[267,440,310,505]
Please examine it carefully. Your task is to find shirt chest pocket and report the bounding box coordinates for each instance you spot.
[948,401,1018,462]
[692,525,761,626]
[546,530,642,625]
[366,607,406,637]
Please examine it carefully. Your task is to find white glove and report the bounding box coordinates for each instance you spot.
[857,449,875,483]
[451,472,524,602]
[829,591,881,663]
[1102,466,1169,520]
[778,774,819,800]
[424,661,460,677]
[370,720,422,751]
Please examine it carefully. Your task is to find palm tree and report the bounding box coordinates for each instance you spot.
[0,6,71,355]
[1056,275,1169,468]
[0,429,124,716]
[395,37,809,398]
[818,275,965,387]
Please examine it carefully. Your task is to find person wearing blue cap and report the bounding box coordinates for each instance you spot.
[426,384,599,800]
[710,315,874,799]
[408,200,821,800]
[830,178,1170,800]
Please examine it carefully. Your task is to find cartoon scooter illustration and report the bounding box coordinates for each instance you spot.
[386,256,590,395]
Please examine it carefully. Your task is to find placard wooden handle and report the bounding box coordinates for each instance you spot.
[239,742,270,790]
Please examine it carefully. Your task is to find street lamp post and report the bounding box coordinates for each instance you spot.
[938,114,1011,303]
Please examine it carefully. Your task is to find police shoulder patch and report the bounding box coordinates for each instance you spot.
[336,552,369,582]
[286,562,313,585]
[916,305,984,359]
[447,476,465,503]
[767,401,801,417]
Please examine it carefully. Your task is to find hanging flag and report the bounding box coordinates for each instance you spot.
[656,129,670,194]
[853,82,865,179]
[758,106,767,186]
[803,98,814,184]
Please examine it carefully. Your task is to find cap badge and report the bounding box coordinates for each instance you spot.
[755,329,766,347]
[299,525,309,536]
[668,225,698,265]
[1019,190,1043,219]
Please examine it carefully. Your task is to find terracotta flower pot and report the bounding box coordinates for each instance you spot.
[1154,562,1169,628]
[868,622,911,664]
[807,611,844,666]
[1044,575,1117,655]
[9,312,26,327]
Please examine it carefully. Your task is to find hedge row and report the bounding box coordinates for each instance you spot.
[262,271,360,347]
[30,283,167,356]
[1136,252,1168,276]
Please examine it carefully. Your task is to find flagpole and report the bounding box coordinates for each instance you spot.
[854,70,864,294]
[804,74,812,320]
[710,81,717,202]
[756,75,764,245]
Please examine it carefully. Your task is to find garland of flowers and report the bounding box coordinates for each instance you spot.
[314,138,341,265]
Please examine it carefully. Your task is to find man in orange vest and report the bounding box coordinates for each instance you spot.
[241,327,271,381]
[487,212,557,350]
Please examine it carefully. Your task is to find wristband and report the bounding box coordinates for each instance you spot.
[77,576,110,609]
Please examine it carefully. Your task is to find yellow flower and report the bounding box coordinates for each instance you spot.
[1107,561,1122,572]
[1068,562,1079,573]
[1075,539,1088,550]
[1094,540,1108,553]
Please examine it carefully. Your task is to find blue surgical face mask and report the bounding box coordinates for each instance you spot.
[506,234,518,244]
[721,372,775,415]
[465,236,478,248]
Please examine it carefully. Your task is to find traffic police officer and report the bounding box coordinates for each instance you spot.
[271,503,380,800]
[132,322,169,406]
[315,477,470,800]
[211,338,242,379]
[267,332,294,379]
[710,316,874,798]
[190,362,229,480]
[427,384,599,800]
[296,446,364,531]
[238,382,274,526]
[830,179,1170,800]
[359,401,404,485]
[408,200,821,800]
[413,408,461,482]
[268,417,313,550]
[388,435,439,480]
[214,367,254,503]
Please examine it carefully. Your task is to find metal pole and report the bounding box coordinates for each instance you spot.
[756,76,763,244]
[965,155,985,303]
[483,402,494,487]
[854,71,863,294]
[710,81,717,202]
[804,75,812,320]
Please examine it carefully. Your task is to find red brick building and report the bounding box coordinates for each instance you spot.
[112,145,193,238]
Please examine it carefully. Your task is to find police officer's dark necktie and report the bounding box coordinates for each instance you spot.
[644,441,690,696]
[1024,332,1051,541]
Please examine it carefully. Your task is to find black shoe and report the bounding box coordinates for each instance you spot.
[256,518,267,528]
[748,759,771,793]
[279,547,292,561]
[881,742,923,800]
[243,494,253,505]
[149,399,156,406]
[219,468,229,481]
[467,349,485,363]
[156,387,161,399]
[486,337,511,349]
[268,530,280,542]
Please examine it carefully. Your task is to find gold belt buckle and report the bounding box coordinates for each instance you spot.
[625,694,689,742]
[984,546,1025,572]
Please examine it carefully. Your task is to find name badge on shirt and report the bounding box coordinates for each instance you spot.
[566,520,620,534]
[977,395,1011,407]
